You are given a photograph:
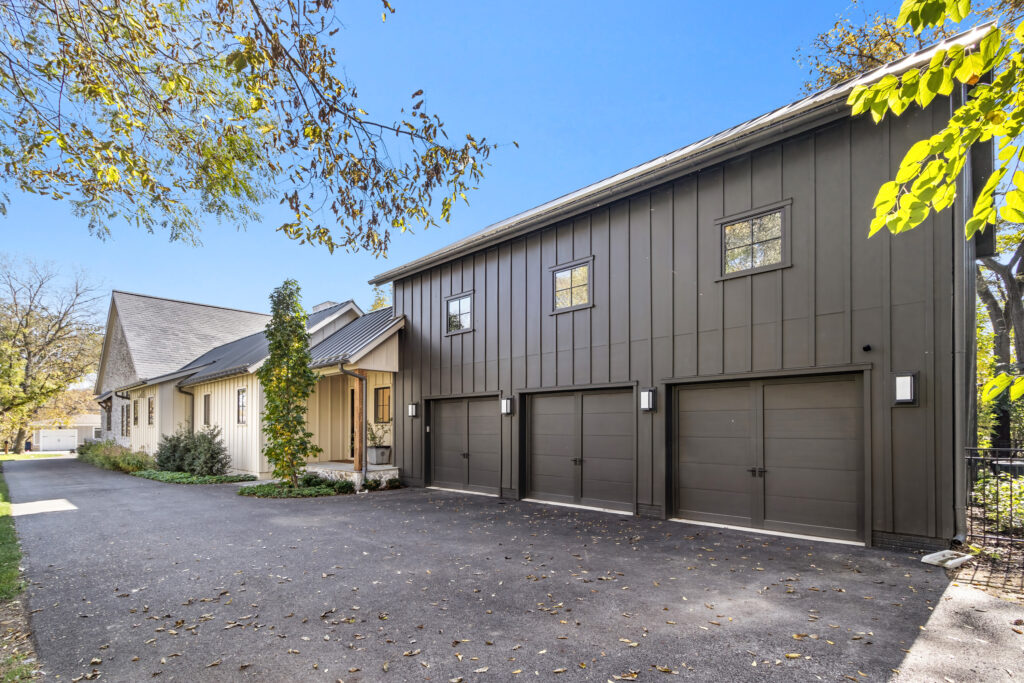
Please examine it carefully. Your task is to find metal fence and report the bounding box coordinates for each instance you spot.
[964,448,1024,586]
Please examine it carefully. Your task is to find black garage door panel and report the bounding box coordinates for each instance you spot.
[430,398,500,494]
[675,375,864,542]
[529,394,577,504]
[676,384,755,526]
[432,400,470,490]
[528,390,633,511]
[761,379,862,539]
[579,392,633,509]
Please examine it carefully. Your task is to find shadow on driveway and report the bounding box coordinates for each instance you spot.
[5,458,1022,681]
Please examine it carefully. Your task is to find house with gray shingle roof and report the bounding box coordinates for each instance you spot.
[95,290,404,480]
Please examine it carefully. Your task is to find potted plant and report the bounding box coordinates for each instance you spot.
[366,422,391,465]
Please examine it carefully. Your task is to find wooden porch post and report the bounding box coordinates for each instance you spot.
[352,371,366,472]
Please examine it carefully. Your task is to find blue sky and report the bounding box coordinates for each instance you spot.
[2,0,897,315]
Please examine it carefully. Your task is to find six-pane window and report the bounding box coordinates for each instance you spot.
[203,394,211,427]
[133,399,139,426]
[148,396,155,425]
[446,295,471,333]
[237,388,247,425]
[374,386,391,423]
[723,209,783,275]
[553,263,589,311]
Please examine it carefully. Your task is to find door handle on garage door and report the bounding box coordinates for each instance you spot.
[571,457,582,465]
[747,467,766,477]
[462,452,470,459]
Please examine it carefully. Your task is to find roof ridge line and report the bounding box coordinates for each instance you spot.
[112,289,270,316]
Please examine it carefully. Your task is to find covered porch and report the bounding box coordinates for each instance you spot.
[305,307,403,487]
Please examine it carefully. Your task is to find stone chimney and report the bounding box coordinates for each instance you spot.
[312,300,339,313]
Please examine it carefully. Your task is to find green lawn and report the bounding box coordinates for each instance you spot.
[0,452,68,462]
[0,464,34,681]
[0,467,21,600]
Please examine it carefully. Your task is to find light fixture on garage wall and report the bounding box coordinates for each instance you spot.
[894,372,917,405]
[639,387,656,412]
[500,396,514,416]
[407,403,418,418]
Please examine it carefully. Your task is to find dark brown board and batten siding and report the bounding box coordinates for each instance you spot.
[392,99,957,544]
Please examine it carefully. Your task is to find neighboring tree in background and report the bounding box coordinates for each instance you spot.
[0,1,503,256]
[0,257,101,453]
[31,389,98,428]
[369,285,391,311]
[257,279,321,486]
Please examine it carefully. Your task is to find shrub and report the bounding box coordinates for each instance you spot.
[77,440,155,473]
[185,427,230,476]
[155,430,188,472]
[361,477,381,491]
[132,470,256,485]
[973,471,1024,533]
[155,427,230,476]
[385,477,402,490]
[299,472,356,494]
[238,482,337,498]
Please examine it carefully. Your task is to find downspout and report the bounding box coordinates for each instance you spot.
[176,385,195,434]
[339,365,368,482]
[952,81,980,547]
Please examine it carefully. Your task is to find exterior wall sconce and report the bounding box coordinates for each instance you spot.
[407,403,418,418]
[894,372,917,405]
[500,396,514,416]
[639,387,656,412]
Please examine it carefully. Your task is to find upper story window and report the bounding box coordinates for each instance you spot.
[203,394,211,427]
[237,388,247,425]
[551,257,593,313]
[147,397,155,426]
[719,204,789,278]
[445,293,472,335]
[374,386,391,423]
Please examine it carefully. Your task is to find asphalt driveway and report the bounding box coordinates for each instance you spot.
[6,457,1022,681]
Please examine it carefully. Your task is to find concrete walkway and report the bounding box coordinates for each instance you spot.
[6,457,1023,681]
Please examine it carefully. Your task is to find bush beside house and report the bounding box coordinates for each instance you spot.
[77,441,155,473]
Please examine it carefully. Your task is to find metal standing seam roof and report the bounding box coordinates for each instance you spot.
[306,300,357,329]
[368,22,994,287]
[309,307,400,368]
[176,307,400,386]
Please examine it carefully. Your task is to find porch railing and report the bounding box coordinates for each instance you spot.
[964,448,1024,580]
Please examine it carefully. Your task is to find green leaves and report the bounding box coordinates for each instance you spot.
[256,280,321,487]
[852,4,1023,243]
[981,372,1024,402]
[0,0,496,256]
[896,0,972,34]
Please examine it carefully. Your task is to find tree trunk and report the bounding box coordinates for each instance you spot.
[13,427,26,455]
[978,270,1014,448]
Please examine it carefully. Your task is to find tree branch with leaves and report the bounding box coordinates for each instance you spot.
[0,0,502,256]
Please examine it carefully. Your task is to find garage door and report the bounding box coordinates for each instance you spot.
[430,398,500,494]
[528,389,633,511]
[37,429,78,452]
[675,374,863,542]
